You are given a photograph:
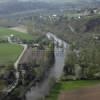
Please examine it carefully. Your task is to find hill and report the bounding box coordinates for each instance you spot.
[0,0,100,16]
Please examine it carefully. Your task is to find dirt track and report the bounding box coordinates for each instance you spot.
[59,85,100,100]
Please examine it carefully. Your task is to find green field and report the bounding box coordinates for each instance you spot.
[0,43,23,65]
[47,80,100,100]
[0,80,7,91]
[0,27,33,41]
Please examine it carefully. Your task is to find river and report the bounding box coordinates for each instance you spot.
[25,32,69,100]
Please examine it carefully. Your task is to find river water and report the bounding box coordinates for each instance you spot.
[25,32,69,100]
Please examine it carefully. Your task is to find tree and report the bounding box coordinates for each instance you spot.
[64,50,78,75]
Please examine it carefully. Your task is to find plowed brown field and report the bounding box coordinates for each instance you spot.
[59,85,100,100]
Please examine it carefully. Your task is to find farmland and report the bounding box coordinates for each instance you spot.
[0,27,33,41]
[47,80,100,100]
[0,43,23,65]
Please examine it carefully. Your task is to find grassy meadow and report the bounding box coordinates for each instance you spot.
[0,43,23,65]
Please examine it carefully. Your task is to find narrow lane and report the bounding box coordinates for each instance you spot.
[2,37,28,95]
[8,36,28,81]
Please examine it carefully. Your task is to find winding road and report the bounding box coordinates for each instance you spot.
[8,37,28,81]
[3,37,28,94]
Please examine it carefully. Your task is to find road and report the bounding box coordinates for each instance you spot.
[25,32,69,100]
[14,44,27,80]
[3,37,28,94]
[8,36,27,78]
